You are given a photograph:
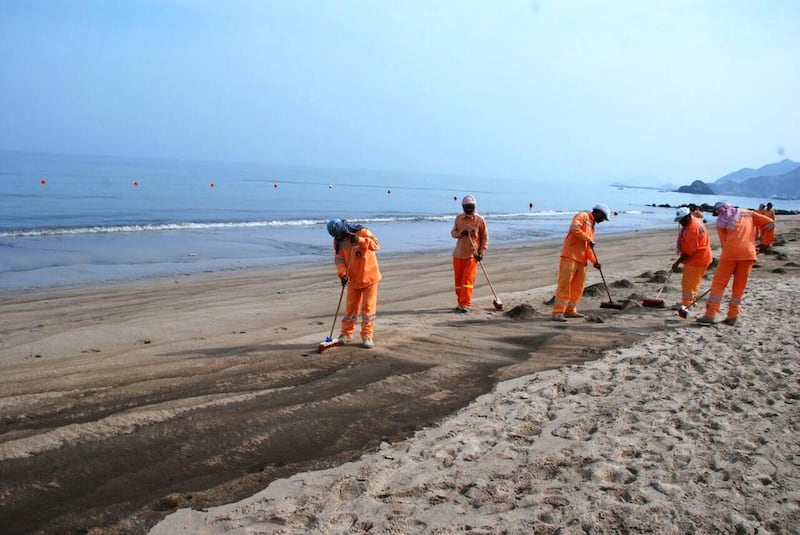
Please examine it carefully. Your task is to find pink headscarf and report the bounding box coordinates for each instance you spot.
[714,201,740,230]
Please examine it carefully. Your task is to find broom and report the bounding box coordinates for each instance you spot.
[468,237,503,310]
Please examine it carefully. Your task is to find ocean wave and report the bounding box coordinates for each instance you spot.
[0,220,320,237]
[0,210,660,238]
[0,215,470,237]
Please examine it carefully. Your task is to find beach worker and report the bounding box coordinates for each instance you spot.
[756,202,776,240]
[764,202,776,221]
[696,201,774,326]
[450,194,488,313]
[551,204,610,322]
[687,203,704,220]
[671,207,713,309]
[327,218,382,348]
[755,204,766,241]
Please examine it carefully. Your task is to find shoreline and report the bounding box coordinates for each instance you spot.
[0,223,680,299]
[0,216,680,297]
[2,218,798,534]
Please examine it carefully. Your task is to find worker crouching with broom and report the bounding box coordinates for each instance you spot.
[551,204,610,322]
[696,201,775,326]
[327,219,382,348]
[671,206,713,310]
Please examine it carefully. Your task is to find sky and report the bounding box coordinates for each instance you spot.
[1,0,798,185]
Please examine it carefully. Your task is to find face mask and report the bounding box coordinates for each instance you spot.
[463,205,475,215]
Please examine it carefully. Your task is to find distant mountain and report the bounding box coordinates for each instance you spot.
[715,159,800,185]
[719,166,800,199]
[677,180,715,195]
[675,159,800,199]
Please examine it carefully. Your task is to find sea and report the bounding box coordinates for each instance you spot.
[3,150,798,294]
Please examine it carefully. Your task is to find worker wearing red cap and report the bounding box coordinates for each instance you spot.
[450,195,488,313]
[552,204,609,321]
[671,206,713,308]
[327,219,382,348]
[696,201,774,326]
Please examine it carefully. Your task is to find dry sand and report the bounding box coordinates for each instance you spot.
[2,217,798,534]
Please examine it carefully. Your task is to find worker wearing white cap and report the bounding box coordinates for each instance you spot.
[551,204,610,321]
[450,194,488,313]
[670,207,713,309]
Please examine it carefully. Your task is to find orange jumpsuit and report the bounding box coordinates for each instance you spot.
[451,213,488,308]
[552,211,598,316]
[333,228,382,339]
[676,216,713,306]
[705,210,774,320]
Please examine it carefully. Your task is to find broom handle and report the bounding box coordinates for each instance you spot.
[468,235,500,301]
[687,287,711,309]
[593,248,614,302]
[328,283,345,340]
[654,269,673,299]
[329,251,350,340]
[478,259,500,300]
[598,267,614,302]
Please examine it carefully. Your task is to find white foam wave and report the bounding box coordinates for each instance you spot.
[0,211,588,238]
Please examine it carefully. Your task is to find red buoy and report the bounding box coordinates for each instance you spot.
[40,178,46,185]
[273,183,278,189]
[210,182,215,188]
[133,181,139,187]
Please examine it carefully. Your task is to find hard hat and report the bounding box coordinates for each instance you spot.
[674,207,691,222]
[592,203,610,219]
[462,195,476,205]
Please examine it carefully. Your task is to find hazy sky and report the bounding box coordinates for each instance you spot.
[1,0,798,185]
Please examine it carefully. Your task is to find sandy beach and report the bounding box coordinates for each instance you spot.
[2,217,798,534]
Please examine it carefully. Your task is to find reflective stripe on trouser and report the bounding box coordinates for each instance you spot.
[453,257,478,308]
[340,282,379,339]
[704,259,754,319]
[680,264,707,305]
[552,257,586,315]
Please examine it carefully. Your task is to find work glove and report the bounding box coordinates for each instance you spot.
[341,276,348,287]
[593,262,601,270]
[671,261,681,272]
[350,234,359,244]
[474,254,483,262]
[589,241,595,249]
[757,243,769,254]
[460,229,469,237]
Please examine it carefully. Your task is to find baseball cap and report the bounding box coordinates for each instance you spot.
[593,203,610,219]
[674,207,691,222]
